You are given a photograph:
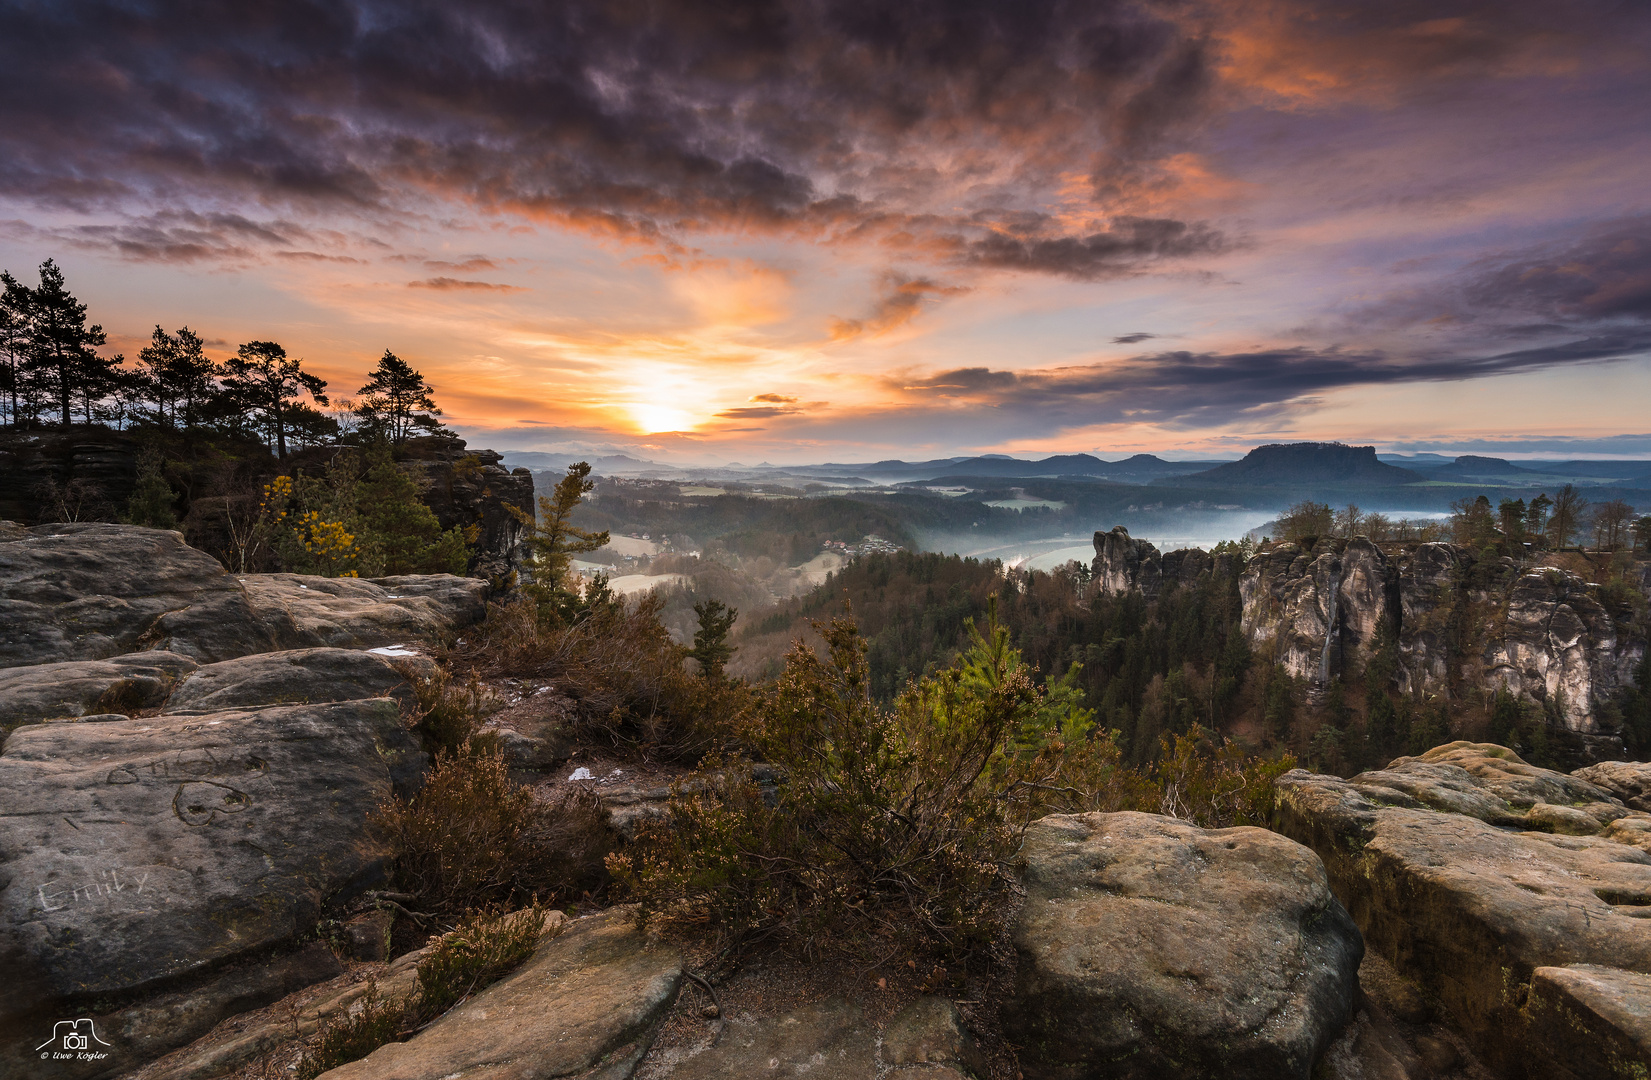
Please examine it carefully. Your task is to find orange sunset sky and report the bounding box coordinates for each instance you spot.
[2,0,1649,463]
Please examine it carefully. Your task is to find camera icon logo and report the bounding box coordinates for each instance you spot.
[37,1018,111,1055]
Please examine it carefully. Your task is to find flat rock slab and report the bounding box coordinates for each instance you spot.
[1525,965,1651,1080]
[0,652,198,726]
[0,524,488,670]
[642,996,983,1079]
[323,910,682,1080]
[1004,811,1362,1080]
[162,648,414,713]
[1276,750,1651,1077]
[157,573,487,661]
[0,699,421,1025]
[0,525,253,668]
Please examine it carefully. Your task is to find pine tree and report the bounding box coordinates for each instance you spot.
[0,272,30,427]
[689,599,739,681]
[137,326,220,430]
[20,259,107,427]
[509,461,609,614]
[356,350,445,444]
[356,448,468,575]
[221,340,327,458]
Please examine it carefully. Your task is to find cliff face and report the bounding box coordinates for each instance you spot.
[1094,528,1647,734]
[0,426,139,522]
[397,437,534,580]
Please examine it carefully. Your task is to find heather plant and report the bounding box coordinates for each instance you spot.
[450,590,749,762]
[374,747,548,917]
[296,905,551,1079]
[612,610,1114,962]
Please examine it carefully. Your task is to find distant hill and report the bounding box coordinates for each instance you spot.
[1176,443,1423,487]
[1416,455,1535,480]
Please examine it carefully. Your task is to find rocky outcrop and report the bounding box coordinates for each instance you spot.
[1092,526,1219,601]
[1274,743,1651,1079]
[323,910,682,1080]
[1004,811,1362,1079]
[126,938,439,1080]
[397,436,535,581]
[0,427,138,524]
[0,524,486,668]
[0,652,199,727]
[161,647,420,714]
[1093,525,1647,733]
[0,698,424,1027]
[1574,761,1651,811]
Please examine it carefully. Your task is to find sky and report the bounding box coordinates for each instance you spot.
[1,0,1649,465]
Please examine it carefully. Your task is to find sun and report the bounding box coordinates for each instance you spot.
[628,402,696,434]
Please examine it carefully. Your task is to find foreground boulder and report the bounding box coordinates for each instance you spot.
[161,647,418,714]
[0,525,487,669]
[1275,742,1651,1079]
[0,651,198,727]
[323,910,682,1080]
[0,699,423,1027]
[1004,811,1362,1079]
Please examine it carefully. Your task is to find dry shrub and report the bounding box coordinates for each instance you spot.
[1151,726,1296,827]
[397,662,500,755]
[375,748,548,917]
[448,593,749,761]
[296,981,402,1080]
[531,786,620,901]
[376,744,620,914]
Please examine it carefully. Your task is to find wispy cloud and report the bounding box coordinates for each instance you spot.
[408,277,525,293]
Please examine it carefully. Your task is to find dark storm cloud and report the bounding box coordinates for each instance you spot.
[1461,218,1651,323]
[963,217,1229,279]
[885,332,1651,430]
[1350,217,1651,343]
[0,0,1236,275]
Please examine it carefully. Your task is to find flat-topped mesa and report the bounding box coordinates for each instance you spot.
[1092,527,1647,736]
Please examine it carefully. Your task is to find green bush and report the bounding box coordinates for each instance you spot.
[611,608,1145,962]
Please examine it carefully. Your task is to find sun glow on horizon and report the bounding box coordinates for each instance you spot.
[627,401,699,435]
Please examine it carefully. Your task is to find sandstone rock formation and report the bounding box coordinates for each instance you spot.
[0,524,486,669]
[323,910,682,1080]
[1275,743,1651,1079]
[1092,528,1647,733]
[1092,526,1217,601]
[0,427,139,524]
[397,437,535,581]
[0,698,423,1026]
[1004,810,1362,1079]
[161,647,419,713]
[127,939,438,1080]
[1574,760,1651,811]
[0,651,199,726]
